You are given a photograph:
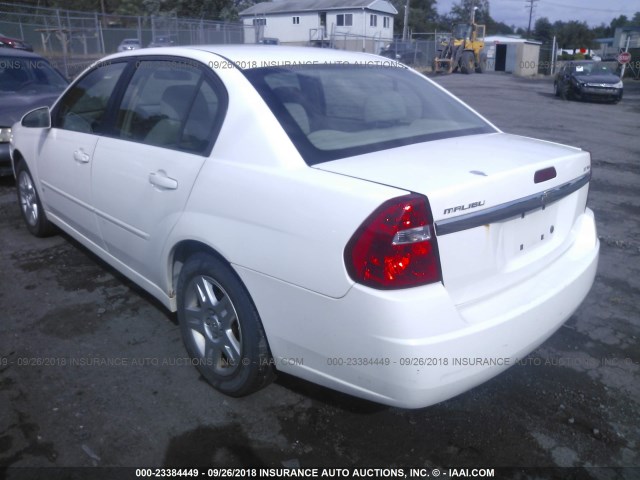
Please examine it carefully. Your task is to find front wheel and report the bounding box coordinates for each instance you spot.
[177,252,275,397]
[558,82,571,100]
[460,51,475,74]
[16,162,56,237]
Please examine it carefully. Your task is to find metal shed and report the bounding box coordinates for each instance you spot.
[483,36,541,76]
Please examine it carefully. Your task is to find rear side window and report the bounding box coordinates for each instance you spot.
[244,64,496,165]
[115,59,225,155]
[54,62,126,133]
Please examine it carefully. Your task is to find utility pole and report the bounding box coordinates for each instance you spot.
[525,0,538,39]
[402,0,410,41]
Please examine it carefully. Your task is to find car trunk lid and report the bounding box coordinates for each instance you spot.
[315,132,592,307]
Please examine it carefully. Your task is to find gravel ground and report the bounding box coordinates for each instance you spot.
[1,71,638,480]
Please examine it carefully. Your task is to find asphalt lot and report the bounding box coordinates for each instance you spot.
[1,71,639,479]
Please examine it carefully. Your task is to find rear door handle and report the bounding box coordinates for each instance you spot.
[149,170,178,190]
[73,149,90,163]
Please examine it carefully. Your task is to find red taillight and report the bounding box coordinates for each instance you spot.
[345,194,442,289]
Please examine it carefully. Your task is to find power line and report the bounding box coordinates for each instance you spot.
[541,1,630,14]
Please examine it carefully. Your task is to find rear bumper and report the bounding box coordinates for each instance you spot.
[236,209,599,408]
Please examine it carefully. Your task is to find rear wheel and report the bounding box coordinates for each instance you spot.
[460,51,475,74]
[177,252,275,397]
[475,53,487,73]
[16,162,56,237]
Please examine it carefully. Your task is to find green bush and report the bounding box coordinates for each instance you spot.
[557,52,588,61]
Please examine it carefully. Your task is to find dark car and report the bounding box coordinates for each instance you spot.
[0,49,68,175]
[379,41,423,65]
[554,60,623,103]
[148,36,175,48]
[0,33,33,51]
[258,37,280,45]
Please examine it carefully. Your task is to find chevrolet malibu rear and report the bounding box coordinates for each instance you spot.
[10,46,598,408]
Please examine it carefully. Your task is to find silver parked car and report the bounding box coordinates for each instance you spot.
[117,38,141,52]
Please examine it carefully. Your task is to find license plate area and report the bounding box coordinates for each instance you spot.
[502,202,559,261]
[585,87,615,94]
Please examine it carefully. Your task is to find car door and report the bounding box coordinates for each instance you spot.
[38,61,127,245]
[90,58,227,282]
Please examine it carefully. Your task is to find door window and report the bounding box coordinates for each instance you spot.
[115,60,225,154]
[53,62,126,133]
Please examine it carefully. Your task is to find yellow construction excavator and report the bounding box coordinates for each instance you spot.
[433,8,486,74]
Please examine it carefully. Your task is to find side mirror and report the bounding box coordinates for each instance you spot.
[21,106,51,129]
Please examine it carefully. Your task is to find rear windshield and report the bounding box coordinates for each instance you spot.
[0,56,68,92]
[244,64,495,165]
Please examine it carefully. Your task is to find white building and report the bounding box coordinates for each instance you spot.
[240,0,397,53]
[483,35,542,76]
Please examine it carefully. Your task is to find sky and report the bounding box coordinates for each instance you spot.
[435,0,639,28]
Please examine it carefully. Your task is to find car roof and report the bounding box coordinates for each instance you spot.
[103,45,398,69]
[0,33,26,42]
[0,48,44,60]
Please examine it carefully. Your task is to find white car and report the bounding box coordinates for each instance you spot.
[117,38,141,52]
[10,46,599,408]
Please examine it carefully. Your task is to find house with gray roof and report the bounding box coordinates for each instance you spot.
[240,0,397,53]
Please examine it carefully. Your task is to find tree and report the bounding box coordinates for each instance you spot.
[488,20,513,35]
[450,0,490,24]
[391,0,439,35]
[533,17,553,44]
[142,0,171,16]
[609,15,629,31]
[591,22,612,39]
[447,0,509,35]
[117,0,143,16]
[43,0,103,10]
[553,20,594,53]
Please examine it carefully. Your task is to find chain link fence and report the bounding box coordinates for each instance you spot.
[0,2,256,78]
[537,43,555,75]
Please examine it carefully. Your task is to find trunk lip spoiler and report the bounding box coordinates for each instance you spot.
[435,172,591,236]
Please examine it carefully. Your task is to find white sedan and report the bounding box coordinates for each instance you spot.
[10,46,599,408]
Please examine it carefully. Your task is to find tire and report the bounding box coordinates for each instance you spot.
[558,82,571,100]
[554,82,560,97]
[476,53,487,73]
[15,162,56,237]
[177,252,275,397]
[460,51,475,74]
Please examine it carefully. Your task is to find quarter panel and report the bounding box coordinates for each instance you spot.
[171,160,406,298]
